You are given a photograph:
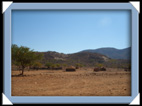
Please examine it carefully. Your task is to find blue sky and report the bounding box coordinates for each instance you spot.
[12,10,131,54]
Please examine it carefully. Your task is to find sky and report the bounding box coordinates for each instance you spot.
[12,10,131,54]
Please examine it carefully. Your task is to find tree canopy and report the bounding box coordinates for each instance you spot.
[12,44,43,75]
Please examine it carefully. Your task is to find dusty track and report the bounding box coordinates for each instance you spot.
[12,68,131,96]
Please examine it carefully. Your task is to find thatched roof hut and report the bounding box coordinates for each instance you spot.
[66,66,76,71]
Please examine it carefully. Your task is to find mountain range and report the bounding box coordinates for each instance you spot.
[80,47,131,60]
[37,51,110,66]
[36,47,131,67]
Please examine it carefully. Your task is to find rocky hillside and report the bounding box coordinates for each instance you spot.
[80,47,131,60]
[36,51,110,67]
[35,47,131,68]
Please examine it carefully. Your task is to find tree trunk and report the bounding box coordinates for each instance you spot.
[21,66,25,75]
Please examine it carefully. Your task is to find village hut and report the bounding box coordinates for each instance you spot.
[94,67,106,72]
[66,66,76,72]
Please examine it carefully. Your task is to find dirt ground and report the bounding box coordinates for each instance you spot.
[11,68,131,96]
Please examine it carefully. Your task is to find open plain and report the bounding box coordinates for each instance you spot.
[12,68,131,96]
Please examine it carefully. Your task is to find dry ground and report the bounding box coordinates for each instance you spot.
[11,68,131,96]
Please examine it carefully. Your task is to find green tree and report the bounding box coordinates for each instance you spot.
[45,62,53,69]
[95,63,104,68]
[12,44,42,75]
[62,63,67,67]
[51,64,56,69]
[33,62,42,70]
[75,63,84,69]
[56,64,60,68]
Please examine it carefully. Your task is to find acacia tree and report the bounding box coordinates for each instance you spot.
[45,62,53,69]
[75,63,83,69]
[33,62,42,70]
[95,63,104,68]
[12,44,42,75]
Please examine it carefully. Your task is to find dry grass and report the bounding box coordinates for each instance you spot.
[11,68,131,96]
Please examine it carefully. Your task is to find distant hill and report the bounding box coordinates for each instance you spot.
[67,52,110,66]
[80,47,131,60]
[35,47,131,68]
[36,51,110,67]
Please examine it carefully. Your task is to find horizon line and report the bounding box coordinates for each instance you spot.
[34,46,131,54]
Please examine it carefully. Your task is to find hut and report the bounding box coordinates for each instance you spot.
[94,67,106,72]
[94,67,100,72]
[100,67,106,71]
[66,66,76,72]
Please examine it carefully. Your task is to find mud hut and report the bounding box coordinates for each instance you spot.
[66,66,76,72]
[94,67,106,72]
